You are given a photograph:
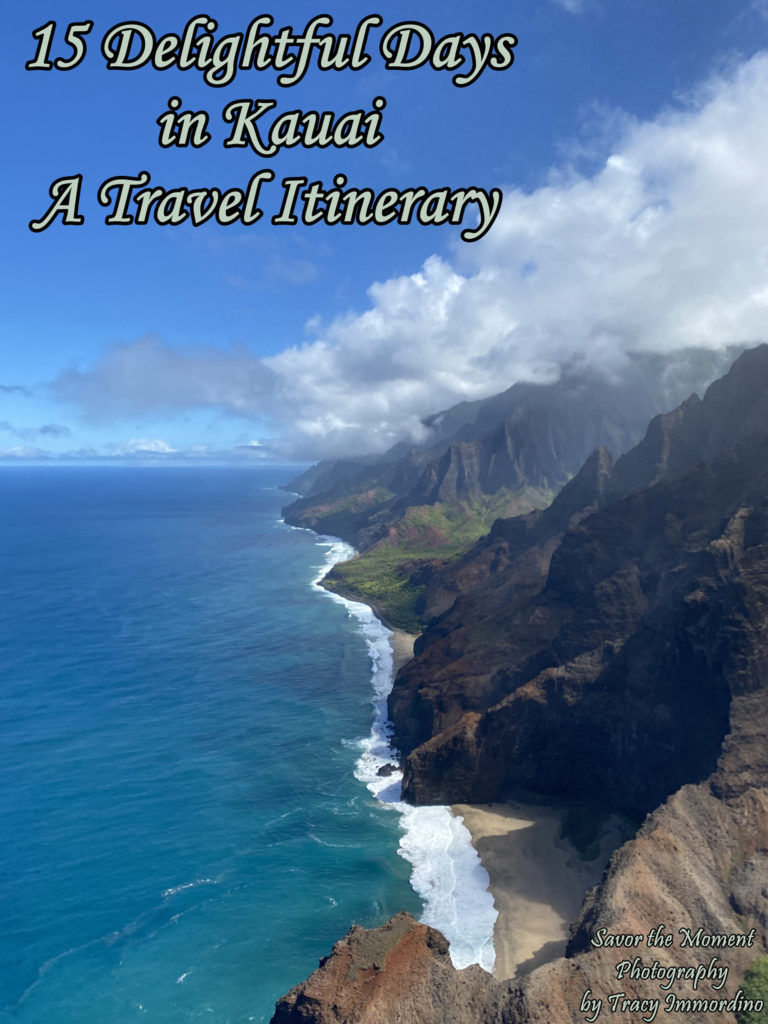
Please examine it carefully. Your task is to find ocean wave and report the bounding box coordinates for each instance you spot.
[161,878,216,900]
[306,530,497,973]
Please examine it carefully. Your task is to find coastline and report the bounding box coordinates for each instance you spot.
[371,583,623,984]
[306,530,620,981]
[316,575,410,635]
[304,530,497,971]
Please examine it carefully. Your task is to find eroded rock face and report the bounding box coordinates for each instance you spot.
[392,348,768,819]
[400,446,768,815]
[513,781,768,1024]
[270,913,505,1024]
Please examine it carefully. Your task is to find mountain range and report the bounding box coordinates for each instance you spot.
[274,345,768,1024]
[283,347,738,550]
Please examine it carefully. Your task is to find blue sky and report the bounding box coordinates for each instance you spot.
[3,0,768,462]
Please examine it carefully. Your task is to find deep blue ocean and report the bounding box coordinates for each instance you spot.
[0,466,426,1024]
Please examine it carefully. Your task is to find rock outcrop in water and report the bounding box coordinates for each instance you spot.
[271,913,505,1024]
[271,347,768,1024]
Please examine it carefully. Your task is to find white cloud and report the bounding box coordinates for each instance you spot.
[111,438,177,456]
[52,54,768,459]
[0,446,49,459]
[53,336,278,422]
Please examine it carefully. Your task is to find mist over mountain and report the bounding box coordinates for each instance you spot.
[283,346,741,552]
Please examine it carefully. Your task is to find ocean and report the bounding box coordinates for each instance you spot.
[0,466,494,1024]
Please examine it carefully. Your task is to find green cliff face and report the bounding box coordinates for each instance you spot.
[322,489,552,631]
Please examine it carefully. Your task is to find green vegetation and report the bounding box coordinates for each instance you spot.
[737,957,768,1024]
[323,488,552,632]
[307,486,394,519]
[295,485,395,544]
[324,545,430,634]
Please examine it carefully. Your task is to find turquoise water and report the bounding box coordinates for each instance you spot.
[0,466,421,1023]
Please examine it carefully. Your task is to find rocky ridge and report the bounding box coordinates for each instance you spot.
[392,346,768,815]
[282,349,737,551]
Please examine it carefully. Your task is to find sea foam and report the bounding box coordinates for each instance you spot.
[308,533,497,973]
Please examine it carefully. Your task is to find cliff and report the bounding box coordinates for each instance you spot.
[271,913,506,1024]
[391,345,768,815]
[271,782,767,1023]
[282,349,738,631]
[271,346,768,1024]
[282,348,738,551]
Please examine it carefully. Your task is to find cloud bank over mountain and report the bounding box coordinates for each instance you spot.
[51,53,768,459]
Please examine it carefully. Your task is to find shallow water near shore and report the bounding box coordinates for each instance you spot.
[0,466,492,1024]
[306,537,496,973]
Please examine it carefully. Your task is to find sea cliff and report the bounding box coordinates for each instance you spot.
[273,348,768,1024]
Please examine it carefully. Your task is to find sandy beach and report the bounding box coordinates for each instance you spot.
[389,628,416,673]
[453,801,625,980]
[384,628,622,982]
